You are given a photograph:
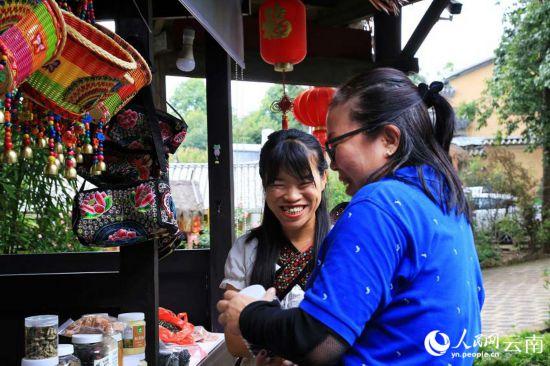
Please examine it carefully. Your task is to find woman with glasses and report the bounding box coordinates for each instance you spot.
[218,68,484,366]
[220,129,330,366]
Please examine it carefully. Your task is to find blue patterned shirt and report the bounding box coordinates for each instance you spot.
[300,165,484,365]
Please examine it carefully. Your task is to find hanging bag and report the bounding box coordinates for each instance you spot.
[0,0,66,94]
[21,10,137,118]
[72,86,181,249]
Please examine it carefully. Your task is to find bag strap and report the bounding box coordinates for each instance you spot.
[142,85,168,173]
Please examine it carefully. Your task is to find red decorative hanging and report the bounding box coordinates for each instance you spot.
[293,87,335,146]
[259,0,307,73]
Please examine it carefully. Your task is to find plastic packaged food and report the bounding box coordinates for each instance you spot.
[118,313,146,355]
[72,334,108,366]
[60,314,125,338]
[21,357,59,366]
[25,315,59,359]
[57,344,81,366]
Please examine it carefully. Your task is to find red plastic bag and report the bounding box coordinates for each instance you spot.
[159,307,195,345]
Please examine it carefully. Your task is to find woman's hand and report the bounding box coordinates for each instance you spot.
[254,351,298,366]
[217,288,276,336]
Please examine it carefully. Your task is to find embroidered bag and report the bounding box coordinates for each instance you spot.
[72,86,181,250]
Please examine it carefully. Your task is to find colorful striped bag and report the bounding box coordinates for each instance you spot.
[0,0,66,94]
[22,10,137,118]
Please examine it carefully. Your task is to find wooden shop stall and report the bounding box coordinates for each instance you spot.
[0,0,457,365]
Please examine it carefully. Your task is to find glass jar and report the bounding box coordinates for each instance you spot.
[25,315,59,359]
[58,344,81,366]
[117,313,146,355]
[72,334,107,366]
[21,357,59,366]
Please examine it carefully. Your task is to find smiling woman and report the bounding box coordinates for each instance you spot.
[217,68,484,366]
[219,129,330,365]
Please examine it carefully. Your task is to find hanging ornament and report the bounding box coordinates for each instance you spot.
[21,101,33,159]
[62,120,78,179]
[44,114,58,175]
[54,115,64,164]
[81,113,93,154]
[293,87,335,147]
[90,116,105,175]
[259,0,306,129]
[270,79,293,130]
[77,0,96,24]
[259,0,307,73]
[3,92,17,164]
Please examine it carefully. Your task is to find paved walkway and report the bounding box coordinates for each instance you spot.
[481,257,550,335]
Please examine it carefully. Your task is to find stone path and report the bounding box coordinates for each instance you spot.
[481,257,550,335]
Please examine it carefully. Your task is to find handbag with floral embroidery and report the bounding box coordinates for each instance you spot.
[72,86,182,253]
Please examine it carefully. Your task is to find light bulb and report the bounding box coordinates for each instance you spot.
[176,28,196,72]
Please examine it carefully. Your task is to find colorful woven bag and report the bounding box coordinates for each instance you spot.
[22,10,137,118]
[0,0,66,94]
[90,23,152,120]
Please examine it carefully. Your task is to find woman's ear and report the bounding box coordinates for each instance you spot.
[321,170,328,191]
[382,124,401,156]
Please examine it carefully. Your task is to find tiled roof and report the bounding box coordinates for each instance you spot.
[170,162,264,211]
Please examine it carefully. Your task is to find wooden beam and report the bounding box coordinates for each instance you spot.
[205,33,235,331]
[401,0,450,60]
[315,0,377,26]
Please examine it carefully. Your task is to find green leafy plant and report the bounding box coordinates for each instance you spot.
[0,142,84,254]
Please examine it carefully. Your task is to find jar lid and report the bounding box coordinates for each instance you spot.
[112,332,122,342]
[24,315,58,328]
[21,357,59,366]
[72,333,103,344]
[118,312,145,322]
[58,344,74,357]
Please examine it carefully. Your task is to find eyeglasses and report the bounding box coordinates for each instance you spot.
[325,126,372,162]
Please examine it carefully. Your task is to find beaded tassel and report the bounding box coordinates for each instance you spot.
[21,101,33,159]
[3,92,17,164]
[90,116,105,175]
[54,115,64,164]
[63,120,78,179]
[81,113,93,154]
[44,114,58,175]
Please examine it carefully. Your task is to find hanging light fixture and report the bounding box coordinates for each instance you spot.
[176,28,196,72]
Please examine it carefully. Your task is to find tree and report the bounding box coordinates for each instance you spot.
[169,79,208,149]
[473,0,550,216]
[233,84,308,143]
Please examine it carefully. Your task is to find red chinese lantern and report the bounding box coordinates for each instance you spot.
[259,0,307,73]
[293,87,335,146]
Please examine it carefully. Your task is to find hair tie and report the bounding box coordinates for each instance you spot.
[418,81,444,108]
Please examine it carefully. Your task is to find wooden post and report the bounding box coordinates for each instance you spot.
[120,240,159,366]
[374,10,401,63]
[115,1,160,364]
[205,33,235,331]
